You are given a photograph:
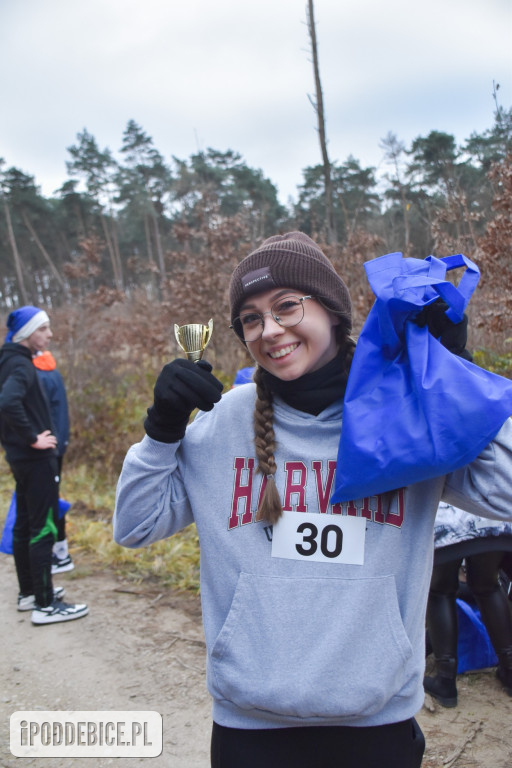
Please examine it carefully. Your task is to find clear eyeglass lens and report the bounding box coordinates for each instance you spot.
[236,296,306,341]
[271,296,304,325]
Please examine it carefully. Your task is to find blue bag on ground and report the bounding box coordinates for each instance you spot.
[456,598,497,673]
[0,491,71,555]
[332,251,512,503]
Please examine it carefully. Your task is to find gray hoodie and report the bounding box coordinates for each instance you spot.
[114,384,512,730]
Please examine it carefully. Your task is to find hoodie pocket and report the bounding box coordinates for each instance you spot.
[210,572,413,719]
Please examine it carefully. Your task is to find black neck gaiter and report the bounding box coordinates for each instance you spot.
[261,351,348,416]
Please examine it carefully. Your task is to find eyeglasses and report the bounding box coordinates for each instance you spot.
[230,295,313,342]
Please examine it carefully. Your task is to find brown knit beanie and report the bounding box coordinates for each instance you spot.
[229,231,352,331]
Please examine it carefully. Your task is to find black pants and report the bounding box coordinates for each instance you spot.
[10,456,59,607]
[427,551,512,659]
[211,718,425,768]
[55,455,66,542]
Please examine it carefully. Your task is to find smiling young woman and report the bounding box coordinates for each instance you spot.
[114,231,512,768]
[236,288,340,380]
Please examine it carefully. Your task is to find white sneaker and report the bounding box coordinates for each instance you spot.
[17,586,65,611]
[51,553,74,574]
[32,600,89,625]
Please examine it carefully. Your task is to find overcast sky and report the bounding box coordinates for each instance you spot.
[1,0,511,204]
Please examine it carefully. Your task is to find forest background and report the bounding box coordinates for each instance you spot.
[1,93,512,588]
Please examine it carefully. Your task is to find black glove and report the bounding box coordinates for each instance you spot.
[413,298,473,361]
[144,359,223,443]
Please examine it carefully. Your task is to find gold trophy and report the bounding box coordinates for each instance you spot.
[174,318,213,362]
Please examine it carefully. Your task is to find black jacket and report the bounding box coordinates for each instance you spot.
[0,342,55,463]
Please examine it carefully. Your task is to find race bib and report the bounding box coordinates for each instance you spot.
[271,511,366,565]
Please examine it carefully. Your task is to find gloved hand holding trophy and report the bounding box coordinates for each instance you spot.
[144,318,223,443]
[174,318,213,362]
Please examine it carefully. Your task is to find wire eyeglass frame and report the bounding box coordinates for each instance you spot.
[230,295,314,342]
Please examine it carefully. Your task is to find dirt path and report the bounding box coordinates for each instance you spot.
[1,551,512,768]
[0,552,211,768]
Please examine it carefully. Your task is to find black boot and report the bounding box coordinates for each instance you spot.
[424,657,458,707]
[496,648,512,696]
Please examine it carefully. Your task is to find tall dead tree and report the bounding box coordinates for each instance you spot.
[21,211,69,296]
[307,0,337,244]
[2,195,28,304]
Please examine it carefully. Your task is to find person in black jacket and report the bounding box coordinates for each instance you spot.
[0,305,88,625]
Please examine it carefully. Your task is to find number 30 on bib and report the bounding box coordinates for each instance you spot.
[271,511,366,565]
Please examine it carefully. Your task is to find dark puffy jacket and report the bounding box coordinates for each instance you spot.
[34,351,70,456]
[0,342,55,463]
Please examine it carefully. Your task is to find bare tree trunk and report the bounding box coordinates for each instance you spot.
[401,189,411,256]
[380,134,411,255]
[337,192,351,239]
[144,214,154,264]
[151,212,166,283]
[106,195,124,289]
[110,217,124,289]
[74,201,87,240]
[21,210,69,295]
[459,190,479,252]
[100,213,122,289]
[2,196,28,303]
[307,0,337,244]
[390,163,411,255]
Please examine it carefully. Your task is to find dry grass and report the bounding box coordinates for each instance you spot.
[68,513,200,593]
[0,457,201,593]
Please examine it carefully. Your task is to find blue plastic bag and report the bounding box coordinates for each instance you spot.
[456,598,498,673]
[332,251,512,503]
[0,492,17,555]
[232,366,256,386]
[0,491,71,555]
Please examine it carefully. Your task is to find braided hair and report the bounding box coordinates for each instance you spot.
[253,322,356,524]
[228,231,355,523]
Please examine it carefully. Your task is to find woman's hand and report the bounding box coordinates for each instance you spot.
[144,359,224,443]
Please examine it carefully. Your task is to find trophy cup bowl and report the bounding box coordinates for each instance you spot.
[174,318,213,362]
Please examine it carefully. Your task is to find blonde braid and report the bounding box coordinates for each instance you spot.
[253,366,283,524]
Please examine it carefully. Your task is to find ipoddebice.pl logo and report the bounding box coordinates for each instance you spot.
[10,711,162,757]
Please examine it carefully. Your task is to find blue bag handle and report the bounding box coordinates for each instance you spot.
[364,252,481,355]
[392,253,480,322]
